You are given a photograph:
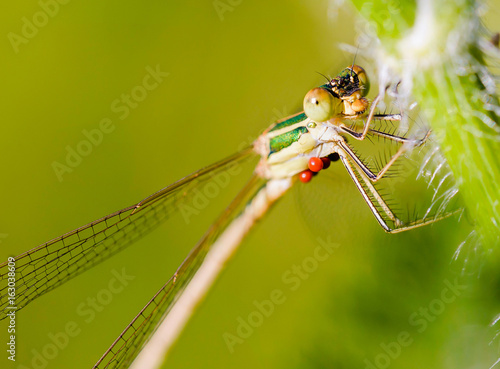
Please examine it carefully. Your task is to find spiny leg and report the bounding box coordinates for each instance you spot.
[340,111,427,145]
[337,140,404,183]
[339,152,399,230]
[337,130,431,183]
[367,128,425,144]
[340,152,457,233]
[372,113,402,121]
[340,112,409,144]
[340,113,402,122]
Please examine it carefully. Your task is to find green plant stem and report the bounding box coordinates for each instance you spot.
[351,0,500,247]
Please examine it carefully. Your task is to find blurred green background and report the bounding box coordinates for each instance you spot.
[1,1,499,368]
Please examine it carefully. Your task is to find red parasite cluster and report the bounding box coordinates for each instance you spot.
[298,153,340,183]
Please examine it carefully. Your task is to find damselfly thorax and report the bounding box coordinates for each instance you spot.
[255,113,348,179]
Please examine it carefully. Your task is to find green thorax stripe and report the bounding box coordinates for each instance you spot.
[269,112,307,132]
[269,126,308,155]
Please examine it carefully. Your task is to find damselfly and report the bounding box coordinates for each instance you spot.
[0,65,454,369]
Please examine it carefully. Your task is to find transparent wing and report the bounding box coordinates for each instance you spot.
[93,174,266,369]
[0,147,255,319]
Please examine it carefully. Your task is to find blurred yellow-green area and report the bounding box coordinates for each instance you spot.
[1,1,499,369]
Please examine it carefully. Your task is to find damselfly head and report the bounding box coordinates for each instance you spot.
[303,87,341,122]
[329,64,370,99]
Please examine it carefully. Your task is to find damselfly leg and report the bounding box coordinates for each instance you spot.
[339,128,432,182]
[339,145,457,233]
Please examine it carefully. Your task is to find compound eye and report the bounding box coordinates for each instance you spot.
[303,87,338,122]
[351,65,370,96]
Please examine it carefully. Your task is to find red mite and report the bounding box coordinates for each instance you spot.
[299,156,333,183]
[299,170,314,183]
[308,157,324,172]
[321,157,331,170]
